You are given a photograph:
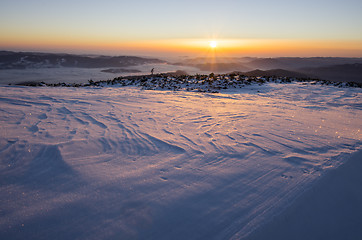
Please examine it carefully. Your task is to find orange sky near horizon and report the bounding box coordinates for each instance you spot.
[2,37,362,58]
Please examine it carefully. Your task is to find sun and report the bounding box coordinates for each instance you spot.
[209,41,217,48]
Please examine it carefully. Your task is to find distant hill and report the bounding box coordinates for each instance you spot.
[241,69,309,78]
[232,65,362,83]
[176,57,362,83]
[3,52,362,83]
[299,63,362,83]
[176,56,362,72]
[245,57,362,70]
[0,51,166,70]
[173,58,252,73]
[192,63,251,72]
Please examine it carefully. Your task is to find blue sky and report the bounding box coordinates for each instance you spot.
[1,0,362,56]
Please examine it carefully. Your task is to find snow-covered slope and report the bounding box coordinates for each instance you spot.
[248,149,362,240]
[0,83,361,239]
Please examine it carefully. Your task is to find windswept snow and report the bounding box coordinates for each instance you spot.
[0,82,361,239]
[248,150,362,240]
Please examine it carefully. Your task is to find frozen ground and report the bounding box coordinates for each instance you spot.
[0,82,361,239]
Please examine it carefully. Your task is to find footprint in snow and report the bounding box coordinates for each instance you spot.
[28,125,39,133]
[281,174,293,179]
[38,113,48,120]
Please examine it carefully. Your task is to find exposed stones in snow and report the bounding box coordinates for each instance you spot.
[16,73,362,90]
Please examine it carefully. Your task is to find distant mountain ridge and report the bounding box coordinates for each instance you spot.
[244,57,362,70]
[299,63,362,83]
[240,69,309,78]
[2,51,362,83]
[0,51,166,69]
[235,65,362,83]
[176,57,362,83]
[191,62,251,72]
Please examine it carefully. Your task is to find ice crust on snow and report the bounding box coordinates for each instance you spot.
[0,82,361,239]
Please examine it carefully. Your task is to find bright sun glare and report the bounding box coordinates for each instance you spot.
[209,41,217,48]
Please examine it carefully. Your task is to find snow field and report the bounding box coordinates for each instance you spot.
[0,82,361,239]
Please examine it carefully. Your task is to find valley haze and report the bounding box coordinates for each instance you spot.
[1,51,362,85]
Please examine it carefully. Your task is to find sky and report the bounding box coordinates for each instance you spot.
[1,0,362,57]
